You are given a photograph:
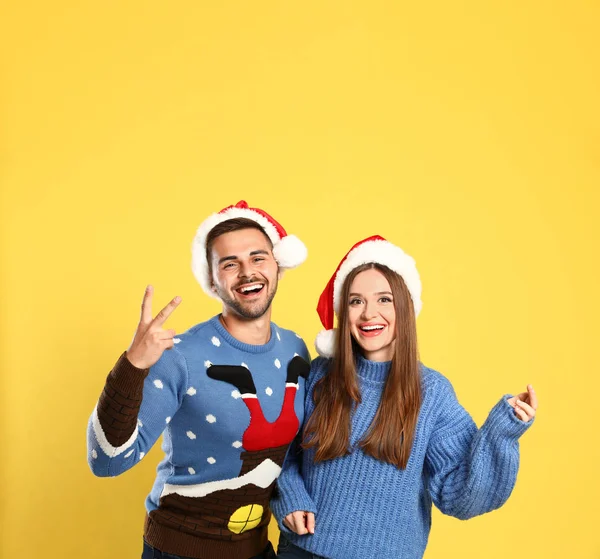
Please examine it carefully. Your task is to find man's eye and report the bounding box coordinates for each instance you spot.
[224,263,236,269]
[253,257,265,263]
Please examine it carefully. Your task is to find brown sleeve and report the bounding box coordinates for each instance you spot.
[96,352,149,447]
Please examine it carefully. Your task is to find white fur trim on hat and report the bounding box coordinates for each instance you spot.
[332,239,422,317]
[314,329,336,358]
[272,234,307,269]
[191,206,306,299]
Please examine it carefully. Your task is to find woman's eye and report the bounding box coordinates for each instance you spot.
[349,298,362,305]
[379,297,392,303]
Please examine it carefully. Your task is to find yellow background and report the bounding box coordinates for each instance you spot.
[1,1,598,558]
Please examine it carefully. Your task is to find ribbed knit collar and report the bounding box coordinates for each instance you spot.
[355,353,391,384]
[209,315,278,354]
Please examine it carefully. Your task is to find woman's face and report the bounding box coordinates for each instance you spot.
[347,268,396,362]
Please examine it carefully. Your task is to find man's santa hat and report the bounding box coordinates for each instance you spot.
[192,200,307,298]
[315,235,422,357]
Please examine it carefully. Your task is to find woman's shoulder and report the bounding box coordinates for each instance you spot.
[309,356,332,378]
[419,362,455,397]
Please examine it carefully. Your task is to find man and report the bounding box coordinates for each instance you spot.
[87,200,310,559]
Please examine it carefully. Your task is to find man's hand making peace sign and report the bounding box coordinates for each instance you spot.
[126,285,182,370]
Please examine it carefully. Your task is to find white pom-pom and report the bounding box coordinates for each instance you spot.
[315,329,336,357]
[273,234,308,268]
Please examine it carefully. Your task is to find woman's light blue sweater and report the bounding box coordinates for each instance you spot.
[271,355,532,559]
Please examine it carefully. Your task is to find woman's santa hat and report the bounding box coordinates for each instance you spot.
[192,200,307,298]
[315,235,422,357]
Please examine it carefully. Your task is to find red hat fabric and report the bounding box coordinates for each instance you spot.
[192,200,307,299]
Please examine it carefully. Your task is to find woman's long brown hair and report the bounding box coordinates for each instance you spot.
[302,263,421,469]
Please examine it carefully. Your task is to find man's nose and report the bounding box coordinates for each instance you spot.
[238,260,253,279]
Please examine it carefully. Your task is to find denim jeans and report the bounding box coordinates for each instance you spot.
[276,535,325,559]
[142,539,276,559]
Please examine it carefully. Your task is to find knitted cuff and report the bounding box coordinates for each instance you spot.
[271,482,317,531]
[483,395,534,441]
[107,351,150,396]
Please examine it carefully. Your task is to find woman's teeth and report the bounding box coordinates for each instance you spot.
[360,325,384,331]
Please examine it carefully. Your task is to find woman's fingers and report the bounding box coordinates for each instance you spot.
[515,398,535,420]
[514,405,530,422]
[527,384,538,410]
[283,511,315,535]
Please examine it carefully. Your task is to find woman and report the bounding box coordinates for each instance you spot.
[271,235,537,559]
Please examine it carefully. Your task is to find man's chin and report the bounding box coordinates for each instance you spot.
[215,286,277,320]
[223,296,272,320]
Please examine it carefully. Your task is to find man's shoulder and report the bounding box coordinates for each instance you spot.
[176,316,217,337]
[272,323,309,349]
[272,322,305,341]
[167,317,218,353]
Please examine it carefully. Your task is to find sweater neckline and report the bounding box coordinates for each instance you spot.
[209,315,278,354]
[355,353,391,383]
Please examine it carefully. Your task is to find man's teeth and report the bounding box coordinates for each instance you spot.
[240,284,263,293]
[360,325,384,331]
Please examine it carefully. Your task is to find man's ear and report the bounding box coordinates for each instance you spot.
[277,268,285,280]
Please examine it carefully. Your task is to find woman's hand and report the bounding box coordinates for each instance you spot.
[507,384,538,422]
[283,511,315,535]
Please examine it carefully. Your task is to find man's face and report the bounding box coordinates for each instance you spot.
[210,228,279,319]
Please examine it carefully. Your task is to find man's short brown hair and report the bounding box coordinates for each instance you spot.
[205,217,273,276]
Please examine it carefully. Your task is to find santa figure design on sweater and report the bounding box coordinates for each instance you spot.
[150,355,309,541]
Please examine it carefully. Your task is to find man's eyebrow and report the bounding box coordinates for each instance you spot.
[250,250,269,256]
[218,250,270,265]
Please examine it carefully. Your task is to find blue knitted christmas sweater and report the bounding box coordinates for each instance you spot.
[271,355,532,559]
[87,315,310,559]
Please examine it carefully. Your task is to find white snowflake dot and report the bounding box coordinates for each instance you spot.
[91,449,98,459]
[293,352,299,357]
[153,379,164,389]
[124,449,134,458]
[231,390,241,399]
[232,441,243,448]
[165,416,171,424]
[295,333,301,338]
[274,359,281,369]
[265,387,273,396]
[187,387,197,396]
[137,419,143,427]
[207,457,216,464]
[186,431,196,440]
[206,414,216,423]
[139,452,145,460]
[188,467,196,475]
[241,362,249,369]
[211,336,221,347]
[204,360,212,368]
[173,338,181,344]
[276,331,281,341]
